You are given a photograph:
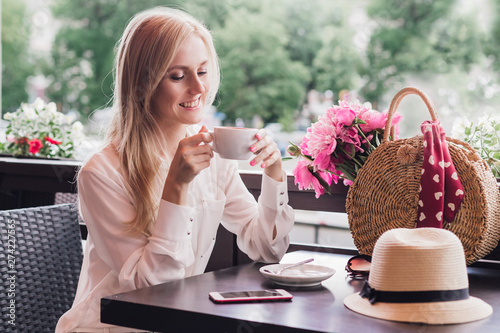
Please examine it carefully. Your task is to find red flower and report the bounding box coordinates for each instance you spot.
[29,138,43,154]
[16,137,29,145]
[44,136,62,145]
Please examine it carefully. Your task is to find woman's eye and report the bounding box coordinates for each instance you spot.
[170,75,184,81]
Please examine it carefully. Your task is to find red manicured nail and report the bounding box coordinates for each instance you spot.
[250,160,256,166]
[256,134,262,140]
[250,146,257,152]
[261,163,266,168]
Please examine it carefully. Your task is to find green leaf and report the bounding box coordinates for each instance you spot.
[353,118,367,125]
[311,171,331,195]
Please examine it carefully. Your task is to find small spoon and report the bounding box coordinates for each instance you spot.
[264,258,315,275]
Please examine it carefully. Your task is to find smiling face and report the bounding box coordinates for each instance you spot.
[153,34,211,131]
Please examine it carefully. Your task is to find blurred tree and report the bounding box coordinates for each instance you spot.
[46,0,297,120]
[43,0,350,128]
[1,0,33,112]
[282,1,324,82]
[45,0,179,117]
[284,1,363,97]
[486,0,500,73]
[360,0,484,108]
[214,6,310,129]
[182,0,235,29]
[312,24,362,98]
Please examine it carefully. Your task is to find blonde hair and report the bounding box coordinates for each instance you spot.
[106,7,220,235]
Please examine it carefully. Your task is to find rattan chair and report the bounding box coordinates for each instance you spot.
[0,204,83,332]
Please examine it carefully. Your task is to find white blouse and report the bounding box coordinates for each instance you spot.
[56,127,295,332]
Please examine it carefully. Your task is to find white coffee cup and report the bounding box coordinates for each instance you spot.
[209,126,258,160]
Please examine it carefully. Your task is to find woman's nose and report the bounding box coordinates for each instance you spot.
[189,75,206,95]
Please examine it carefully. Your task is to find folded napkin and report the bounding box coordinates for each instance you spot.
[417,120,464,228]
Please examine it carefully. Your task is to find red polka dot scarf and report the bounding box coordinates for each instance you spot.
[417,120,464,228]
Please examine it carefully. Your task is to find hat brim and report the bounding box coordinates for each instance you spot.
[344,292,492,325]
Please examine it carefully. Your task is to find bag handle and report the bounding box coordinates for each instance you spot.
[383,87,439,143]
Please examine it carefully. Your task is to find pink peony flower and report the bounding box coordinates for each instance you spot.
[390,113,403,139]
[359,110,403,135]
[343,178,354,186]
[359,110,387,133]
[335,106,356,126]
[320,168,340,186]
[337,100,370,118]
[293,160,326,198]
[312,151,334,171]
[338,126,363,153]
[290,98,403,198]
[300,116,338,158]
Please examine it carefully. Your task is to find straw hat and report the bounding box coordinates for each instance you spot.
[344,228,492,324]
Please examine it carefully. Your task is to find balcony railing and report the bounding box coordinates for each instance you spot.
[0,156,498,269]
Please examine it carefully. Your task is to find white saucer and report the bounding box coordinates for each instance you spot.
[259,264,336,287]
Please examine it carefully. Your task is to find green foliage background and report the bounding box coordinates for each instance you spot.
[2,0,500,131]
[1,0,33,113]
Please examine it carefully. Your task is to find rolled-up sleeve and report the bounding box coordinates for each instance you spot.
[220,161,295,263]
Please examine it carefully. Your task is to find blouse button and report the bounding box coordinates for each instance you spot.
[280,191,285,195]
[279,202,284,206]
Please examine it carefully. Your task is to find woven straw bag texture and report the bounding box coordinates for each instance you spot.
[346,87,500,265]
[0,204,82,332]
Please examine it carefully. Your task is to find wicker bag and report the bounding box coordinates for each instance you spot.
[346,87,500,265]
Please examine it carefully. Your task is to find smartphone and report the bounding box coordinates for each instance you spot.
[208,289,293,303]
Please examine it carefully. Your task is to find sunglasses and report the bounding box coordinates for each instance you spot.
[345,254,372,278]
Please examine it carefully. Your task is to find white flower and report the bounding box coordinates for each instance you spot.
[46,102,57,113]
[23,106,37,121]
[31,97,46,112]
[477,115,489,127]
[64,114,73,123]
[52,112,65,125]
[2,98,86,159]
[453,113,500,178]
[3,112,14,120]
[71,121,84,133]
[477,114,497,134]
[451,117,471,140]
[6,134,16,143]
[38,110,52,123]
[362,101,373,110]
[70,121,84,144]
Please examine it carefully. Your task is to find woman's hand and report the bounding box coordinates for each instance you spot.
[249,130,283,182]
[162,126,213,205]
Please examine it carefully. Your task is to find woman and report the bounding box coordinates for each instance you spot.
[56,7,294,332]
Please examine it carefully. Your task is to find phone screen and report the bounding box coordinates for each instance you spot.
[209,289,293,303]
[219,290,282,298]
